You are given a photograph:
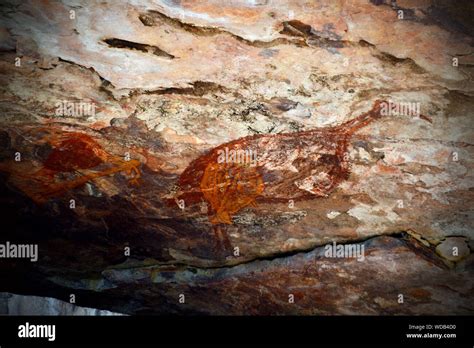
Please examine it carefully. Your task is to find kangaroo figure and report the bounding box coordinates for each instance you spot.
[174,100,386,252]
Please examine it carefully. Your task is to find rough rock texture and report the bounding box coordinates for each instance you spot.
[0,0,473,315]
[0,292,124,315]
[435,236,470,262]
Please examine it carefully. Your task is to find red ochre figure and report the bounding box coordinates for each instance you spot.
[200,161,264,225]
[0,127,141,203]
[174,100,388,251]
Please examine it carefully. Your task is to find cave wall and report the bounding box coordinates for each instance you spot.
[0,0,473,315]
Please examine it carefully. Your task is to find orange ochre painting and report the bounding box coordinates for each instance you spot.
[2,101,388,251]
[0,126,141,203]
[174,101,387,249]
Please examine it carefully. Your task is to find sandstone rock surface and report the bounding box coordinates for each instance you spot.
[0,0,472,315]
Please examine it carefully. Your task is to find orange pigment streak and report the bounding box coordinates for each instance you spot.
[200,161,264,224]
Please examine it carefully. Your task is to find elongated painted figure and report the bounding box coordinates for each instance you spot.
[175,100,387,250]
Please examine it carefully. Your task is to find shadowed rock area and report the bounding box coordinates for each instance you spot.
[0,0,473,315]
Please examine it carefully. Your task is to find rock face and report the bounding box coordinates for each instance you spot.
[0,0,473,315]
[0,292,124,316]
[435,237,470,262]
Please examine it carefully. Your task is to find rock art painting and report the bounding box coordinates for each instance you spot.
[175,100,385,248]
[0,0,473,322]
[0,126,141,203]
